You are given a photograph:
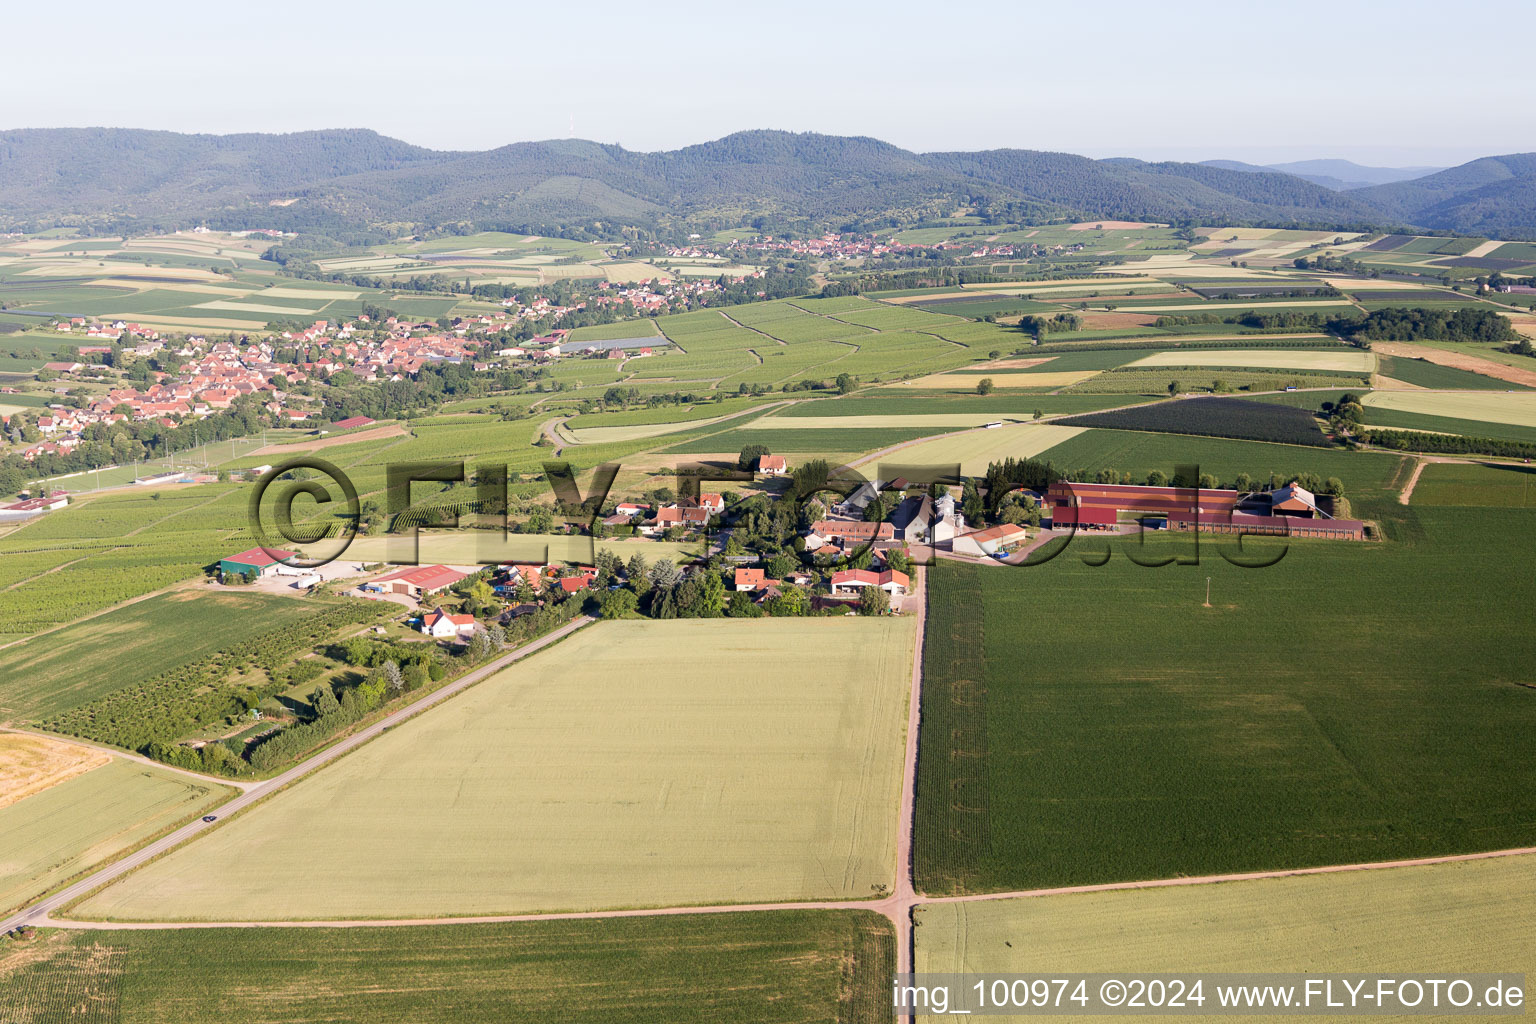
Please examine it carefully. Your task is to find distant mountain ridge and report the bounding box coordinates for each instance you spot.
[0,127,1532,239]
[1203,158,1445,191]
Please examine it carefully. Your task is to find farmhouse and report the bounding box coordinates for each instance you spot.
[806,519,895,550]
[644,504,711,535]
[758,454,788,476]
[697,492,725,514]
[733,568,781,592]
[828,568,910,597]
[952,523,1031,558]
[1043,480,1364,540]
[889,493,965,545]
[366,564,469,599]
[420,608,477,638]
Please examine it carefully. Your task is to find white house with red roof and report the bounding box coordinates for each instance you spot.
[420,608,478,638]
[828,568,910,597]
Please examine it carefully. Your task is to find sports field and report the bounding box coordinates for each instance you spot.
[77,617,916,921]
[0,590,321,722]
[917,855,1536,1009]
[915,506,1536,894]
[1126,349,1376,373]
[0,758,228,913]
[872,423,1085,475]
[0,909,894,1024]
[1361,391,1536,428]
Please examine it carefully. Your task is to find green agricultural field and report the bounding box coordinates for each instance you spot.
[340,533,707,567]
[1067,369,1366,395]
[0,589,322,722]
[915,505,1536,895]
[0,910,893,1024]
[565,320,662,341]
[664,426,943,455]
[917,855,1536,1012]
[1410,462,1536,507]
[1034,430,1405,510]
[1376,353,1523,390]
[774,395,1145,418]
[77,617,916,921]
[0,758,228,913]
[1359,408,1536,445]
[564,396,780,429]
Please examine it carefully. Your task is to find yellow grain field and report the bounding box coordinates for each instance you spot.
[0,758,228,913]
[0,733,110,811]
[1127,349,1376,372]
[76,617,916,921]
[869,423,1084,475]
[916,855,1536,1022]
[1361,391,1536,428]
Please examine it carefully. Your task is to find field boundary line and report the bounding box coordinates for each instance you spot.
[922,845,1536,905]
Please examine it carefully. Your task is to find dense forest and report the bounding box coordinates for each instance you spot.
[6,128,1531,238]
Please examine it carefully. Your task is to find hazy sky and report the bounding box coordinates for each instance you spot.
[5,0,1531,166]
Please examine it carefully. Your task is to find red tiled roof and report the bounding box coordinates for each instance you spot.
[372,564,469,591]
[224,547,295,568]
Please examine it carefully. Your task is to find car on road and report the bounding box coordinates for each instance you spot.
[202,815,218,823]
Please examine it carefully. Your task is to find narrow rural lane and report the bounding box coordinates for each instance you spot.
[0,616,595,935]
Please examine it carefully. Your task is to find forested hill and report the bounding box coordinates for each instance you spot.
[1346,154,1536,236]
[0,126,1527,237]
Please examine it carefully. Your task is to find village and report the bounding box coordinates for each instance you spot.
[1,293,689,467]
[204,448,1366,657]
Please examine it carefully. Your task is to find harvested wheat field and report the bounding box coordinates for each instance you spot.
[0,733,110,811]
[76,617,917,921]
[1371,342,1536,388]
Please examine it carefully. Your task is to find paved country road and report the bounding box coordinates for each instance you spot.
[0,615,595,935]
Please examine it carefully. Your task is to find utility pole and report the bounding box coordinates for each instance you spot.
[1204,576,1212,608]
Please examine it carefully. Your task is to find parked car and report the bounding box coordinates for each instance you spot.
[201,815,218,823]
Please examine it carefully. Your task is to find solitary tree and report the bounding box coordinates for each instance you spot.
[858,585,890,616]
[976,378,995,395]
[1167,380,1181,396]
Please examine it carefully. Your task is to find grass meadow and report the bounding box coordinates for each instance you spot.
[915,505,1536,894]
[0,910,894,1024]
[77,617,916,921]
